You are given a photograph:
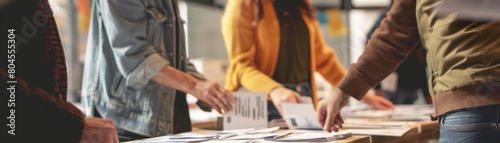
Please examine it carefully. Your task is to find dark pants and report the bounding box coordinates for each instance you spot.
[268,82,312,121]
[384,88,420,104]
[439,104,500,143]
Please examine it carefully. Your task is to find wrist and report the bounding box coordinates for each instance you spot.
[269,85,285,95]
[188,79,201,95]
[334,89,350,108]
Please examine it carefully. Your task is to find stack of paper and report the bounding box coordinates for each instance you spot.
[131,133,217,143]
[265,132,352,142]
[341,105,433,121]
[343,120,415,129]
[280,103,416,137]
[341,128,411,137]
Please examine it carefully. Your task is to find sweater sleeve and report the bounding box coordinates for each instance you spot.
[222,0,283,93]
[1,69,84,142]
[338,0,421,100]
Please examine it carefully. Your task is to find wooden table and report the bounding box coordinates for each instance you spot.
[191,120,439,143]
[369,121,439,143]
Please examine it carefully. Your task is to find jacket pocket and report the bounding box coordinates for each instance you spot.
[144,0,168,56]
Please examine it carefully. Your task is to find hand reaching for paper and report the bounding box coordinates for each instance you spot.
[316,90,349,132]
[80,118,119,143]
[269,87,300,117]
[361,90,395,110]
[192,81,237,114]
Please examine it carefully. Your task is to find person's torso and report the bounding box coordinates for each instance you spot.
[271,2,311,84]
[82,0,189,136]
[416,0,500,95]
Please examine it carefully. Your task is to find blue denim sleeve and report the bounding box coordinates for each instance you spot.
[99,0,169,88]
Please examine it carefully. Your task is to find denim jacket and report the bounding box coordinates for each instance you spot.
[81,0,204,137]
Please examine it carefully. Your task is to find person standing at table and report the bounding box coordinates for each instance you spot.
[222,0,394,121]
[317,0,500,142]
[81,0,236,141]
[1,0,117,142]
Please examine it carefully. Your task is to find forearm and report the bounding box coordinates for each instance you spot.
[152,65,199,94]
[337,0,420,100]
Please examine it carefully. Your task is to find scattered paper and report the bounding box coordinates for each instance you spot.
[202,140,255,143]
[341,105,433,121]
[245,126,280,134]
[223,92,267,130]
[219,128,256,134]
[132,133,216,143]
[342,128,412,137]
[342,120,415,129]
[225,132,291,140]
[266,132,353,142]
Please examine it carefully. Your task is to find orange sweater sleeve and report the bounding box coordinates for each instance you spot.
[312,20,347,87]
[222,0,282,93]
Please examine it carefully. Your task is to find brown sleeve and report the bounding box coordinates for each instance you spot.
[1,69,84,142]
[338,0,421,100]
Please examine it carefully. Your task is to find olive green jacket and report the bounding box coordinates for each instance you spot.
[339,0,500,116]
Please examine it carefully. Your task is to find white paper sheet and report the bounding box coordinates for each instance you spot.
[245,126,280,134]
[281,103,323,130]
[297,96,313,103]
[341,105,433,121]
[342,120,416,129]
[132,133,216,143]
[223,92,267,130]
[265,132,353,142]
[437,0,500,21]
[342,128,412,137]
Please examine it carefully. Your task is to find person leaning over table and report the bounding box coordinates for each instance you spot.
[0,0,117,142]
[366,0,431,105]
[222,0,395,121]
[317,0,500,142]
[80,0,236,142]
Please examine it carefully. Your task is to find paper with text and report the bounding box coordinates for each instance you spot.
[281,103,322,130]
[223,92,267,130]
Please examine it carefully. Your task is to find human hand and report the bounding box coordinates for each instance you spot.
[316,90,349,132]
[361,91,394,110]
[192,81,236,114]
[425,95,433,104]
[79,118,118,143]
[373,89,385,97]
[269,87,300,116]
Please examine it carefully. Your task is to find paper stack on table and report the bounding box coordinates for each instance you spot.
[341,105,433,121]
[132,126,353,143]
[130,133,218,143]
[280,103,419,137]
[263,132,353,142]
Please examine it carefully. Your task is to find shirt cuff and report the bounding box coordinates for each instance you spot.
[125,53,169,88]
[337,67,373,100]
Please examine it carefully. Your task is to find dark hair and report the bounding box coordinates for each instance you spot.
[274,0,315,18]
[250,0,315,26]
